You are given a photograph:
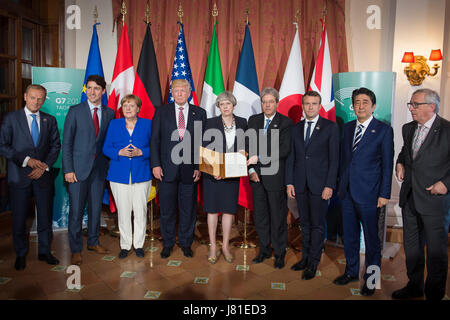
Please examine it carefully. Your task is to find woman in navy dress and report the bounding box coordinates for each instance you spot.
[203,91,247,264]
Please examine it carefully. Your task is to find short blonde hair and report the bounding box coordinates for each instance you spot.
[171,79,191,92]
[216,91,237,108]
[121,94,142,110]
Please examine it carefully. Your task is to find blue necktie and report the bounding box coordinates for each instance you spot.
[352,124,364,152]
[31,114,39,147]
[264,119,271,134]
[304,121,313,146]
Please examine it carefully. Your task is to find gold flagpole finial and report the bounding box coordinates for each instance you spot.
[144,0,151,24]
[93,5,98,24]
[121,1,127,27]
[212,2,218,24]
[245,4,249,25]
[177,2,184,24]
[295,8,300,24]
[322,0,327,30]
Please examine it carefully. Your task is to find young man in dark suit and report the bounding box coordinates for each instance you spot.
[247,87,293,269]
[393,88,450,301]
[286,90,339,279]
[334,87,394,296]
[0,84,61,270]
[150,79,206,259]
[62,75,115,265]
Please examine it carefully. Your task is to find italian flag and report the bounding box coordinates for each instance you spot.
[200,23,224,118]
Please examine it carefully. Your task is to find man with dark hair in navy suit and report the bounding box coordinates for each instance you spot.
[0,84,61,270]
[63,75,115,265]
[286,90,339,280]
[334,87,394,296]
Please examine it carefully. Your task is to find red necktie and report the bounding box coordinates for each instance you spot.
[93,107,99,137]
[178,107,185,140]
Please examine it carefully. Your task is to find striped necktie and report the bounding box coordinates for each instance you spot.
[178,107,185,139]
[352,124,364,152]
[412,124,427,159]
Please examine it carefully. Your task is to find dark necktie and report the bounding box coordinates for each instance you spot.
[93,107,99,137]
[304,121,313,146]
[352,124,364,152]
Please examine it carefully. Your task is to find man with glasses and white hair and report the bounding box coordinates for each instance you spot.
[393,88,450,301]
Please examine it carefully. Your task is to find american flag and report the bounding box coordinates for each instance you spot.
[168,23,199,105]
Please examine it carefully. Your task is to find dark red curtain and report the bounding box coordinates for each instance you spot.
[113,0,348,104]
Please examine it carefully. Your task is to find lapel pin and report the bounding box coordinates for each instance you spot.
[274,124,278,128]
[43,118,47,122]
[371,129,376,133]
[316,126,320,130]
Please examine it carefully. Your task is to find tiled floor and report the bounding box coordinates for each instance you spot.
[0,211,449,300]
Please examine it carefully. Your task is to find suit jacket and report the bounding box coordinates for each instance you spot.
[338,117,394,205]
[0,109,61,187]
[62,101,115,181]
[202,115,248,152]
[247,112,293,191]
[397,115,450,215]
[285,116,340,195]
[103,117,152,184]
[150,103,207,183]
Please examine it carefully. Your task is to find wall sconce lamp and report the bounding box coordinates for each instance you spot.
[401,49,443,86]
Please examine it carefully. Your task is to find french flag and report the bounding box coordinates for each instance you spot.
[308,25,335,121]
[278,23,305,124]
[232,24,260,211]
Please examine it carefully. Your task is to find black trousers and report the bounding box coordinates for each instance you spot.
[251,182,287,257]
[10,182,53,257]
[158,179,197,248]
[296,187,328,269]
[402,192,449,300]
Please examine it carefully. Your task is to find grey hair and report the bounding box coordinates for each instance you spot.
[216,91,237,108]
[260,87,279,103]
[413,88,440,113]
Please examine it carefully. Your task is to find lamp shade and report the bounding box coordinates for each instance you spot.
[402,52,415,63]
[429,49,443,61]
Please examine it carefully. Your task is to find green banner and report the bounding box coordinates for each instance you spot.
[332,72,396,253]
[333,72,395,127]
[32,67,85,229]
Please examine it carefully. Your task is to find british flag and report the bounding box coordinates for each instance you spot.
[168,23,199,105]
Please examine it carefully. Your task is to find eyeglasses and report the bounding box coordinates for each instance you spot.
[407,102,429,109]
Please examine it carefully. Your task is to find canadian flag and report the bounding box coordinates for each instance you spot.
[308,25,335,121]
[108,23,135,118]
[278,24,305,124]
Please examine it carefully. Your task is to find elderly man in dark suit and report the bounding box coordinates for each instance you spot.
[150,79,206,259]
[0,84,61,270]
[63,75,115,265]
[286,90,339,280]
[334,87,394,296]
[393,88,450,301]
[247,87,293,269]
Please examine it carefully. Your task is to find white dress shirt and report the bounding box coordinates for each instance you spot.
[22,106,48,170]
[88,100,102,130]
[353,115,374,142]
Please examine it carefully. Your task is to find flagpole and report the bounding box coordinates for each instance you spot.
[322,0,327,31]
[144,0,151,25]
[121,0,127,27]
[178,2,183,24]
[93,5,98,24]
[212,2,218,25]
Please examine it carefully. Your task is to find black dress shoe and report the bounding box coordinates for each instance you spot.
[392,283,424,299]
[333,274,359,285]
[274,255,285,269]
[160,246,173,259]
[15,256,26,271]
[38,253,59,265]
[181,246,193,258]
[118,249,129,259]
[291,259,308,271]
[135,248,145,258]
[252,251,271,264]
[302,268,317,280]
[361,282,375,296]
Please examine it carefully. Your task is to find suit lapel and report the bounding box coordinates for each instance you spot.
[37,113,48,147]
[415,115,441,160]
[405,123,416,160]
[306,117,323,149]
[298,120,306,150]
[83,102,97,139]
[186,104,196,134]
[18,109,35,147]
[98,105,110,141]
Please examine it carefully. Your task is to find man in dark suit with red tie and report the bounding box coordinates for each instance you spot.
[393,88,450,301]
[151,79,206,259]
[63,75,115,265]
[0,84,61,270]
[334,87,394,296]
[286,90,339,280]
